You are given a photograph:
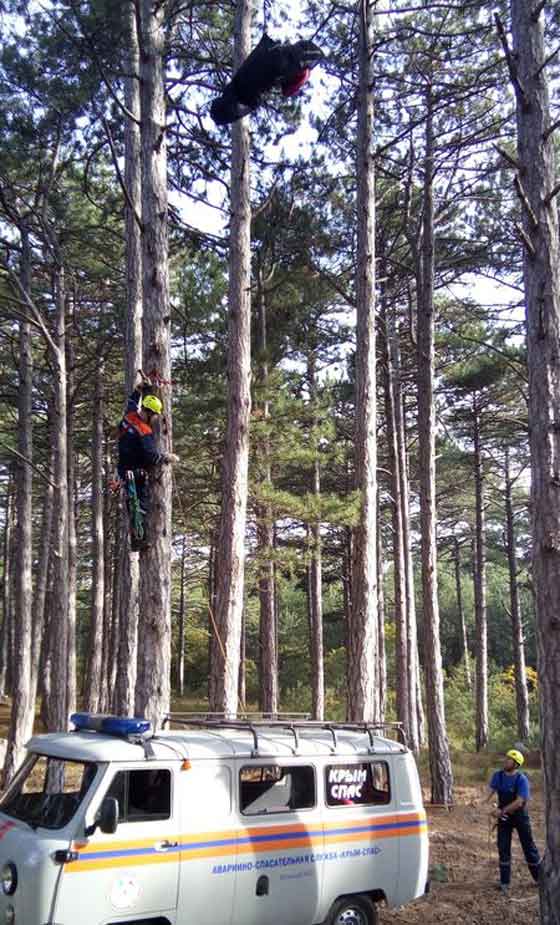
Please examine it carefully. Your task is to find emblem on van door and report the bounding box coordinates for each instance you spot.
[109,875,142,910]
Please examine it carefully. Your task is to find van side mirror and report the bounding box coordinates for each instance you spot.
[98,797,119,834]
[85,796,119,837]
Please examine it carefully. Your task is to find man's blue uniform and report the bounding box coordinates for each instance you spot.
[489,768,541,887]
[117,390,166,548]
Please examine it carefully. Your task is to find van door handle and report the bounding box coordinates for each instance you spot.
[155,840,179,851]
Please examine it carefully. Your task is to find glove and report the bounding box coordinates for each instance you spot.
[164,453,180,465]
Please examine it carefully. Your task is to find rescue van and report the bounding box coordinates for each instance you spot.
[0,714,429,925]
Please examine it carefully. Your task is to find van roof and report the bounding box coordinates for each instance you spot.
[26,727,407,764]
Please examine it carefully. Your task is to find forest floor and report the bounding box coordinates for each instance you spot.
[0,705,544,922]
[380,753,544,925]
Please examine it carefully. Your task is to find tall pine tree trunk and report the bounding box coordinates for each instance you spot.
[376,492,386,724]
[30,440,54,704]
[115,0,142,715]
[504,447,530,740]
[416,86,453,803]
[0,476,14,698]
[393,327,420,749]
[135,0,173,728]
[4,229,34,783]
[85,361,105,712]
[48,263,69,730]
[473,399,488,751]
[66,303,77,718]
[381,304,408,733]
[348,0,377,723]
[209,0,253,716]
[256,267,277,715]
[509,5,560,915]
[308,353,325,720]
[453,537,471,688]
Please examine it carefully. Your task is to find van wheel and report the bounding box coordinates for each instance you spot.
[327,895,377,925]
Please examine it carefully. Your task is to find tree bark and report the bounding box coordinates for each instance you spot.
[381,305,408,733]
[85,362,105,712]
[510,5,560,916]
[135,0,173,729]
[176,534,187,697]
[30,439,54,704]
[66,299,77,717]
[4,229,34,783]
[376,493,386,724]
[256,267,278,715]
[416,86,453,803]
[46,263,69,731]
[472,398,488,751]
[503,447,530,741]
[115,0,142,715]
[209,0,253,717]
[348,0,377,723]
[453,537,471,688]
[307,353,324,721]
[0,476,13,698]
[393,328,420,749]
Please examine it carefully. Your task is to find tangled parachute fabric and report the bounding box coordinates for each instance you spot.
[210,33,324,126]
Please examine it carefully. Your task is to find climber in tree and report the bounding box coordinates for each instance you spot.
[211,33,324,125]
[117,374,178,551]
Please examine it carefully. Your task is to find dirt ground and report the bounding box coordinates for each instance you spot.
[379,781,544,925]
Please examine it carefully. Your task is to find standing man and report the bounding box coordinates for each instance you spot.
[486,748,541,895]
[117,374,178,551]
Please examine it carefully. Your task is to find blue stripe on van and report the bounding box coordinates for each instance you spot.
[79,818,424,863]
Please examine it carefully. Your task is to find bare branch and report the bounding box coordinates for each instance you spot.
[534,43,560,79]
[494,144,521,171]
[515,222,536,259]
[543,117,560,142]
[531,0,547,21]
[0,441,57,490]
[544,180,560,208]
[494,13,530,110]
[101,117,143,233]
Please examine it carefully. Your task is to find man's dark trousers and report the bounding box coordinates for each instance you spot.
[497,813,541,886]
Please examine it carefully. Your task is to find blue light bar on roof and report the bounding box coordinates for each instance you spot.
[70,713,152,737]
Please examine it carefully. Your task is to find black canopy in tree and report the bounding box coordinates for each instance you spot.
[210,33,324,126]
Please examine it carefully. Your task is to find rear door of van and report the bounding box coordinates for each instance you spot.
[233,760,323,925]
[320,758,399,912]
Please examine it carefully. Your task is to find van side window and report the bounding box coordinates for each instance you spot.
[240,765,315,815]
[325,762,390,807]
[106,769,171,822]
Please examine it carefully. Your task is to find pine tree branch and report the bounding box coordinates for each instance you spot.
[1,263,58,356]
[544,181,560,207]
[515,222,536,259]
[534,43,560,79]
[494,144,521,171]
[543,117,560,141]
[494,14,530,111]
[531,0,547,21]
[0,442,57,490]
[514,175,539,229]
[101,117,143,233]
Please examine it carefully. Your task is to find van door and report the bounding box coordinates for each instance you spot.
[321,759,399,913]
[176,761,236,925]
[55,764,180,923]
[234,762,323,925]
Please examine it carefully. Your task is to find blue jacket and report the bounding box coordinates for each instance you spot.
[117,390,165,477]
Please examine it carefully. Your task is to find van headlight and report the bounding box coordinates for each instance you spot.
[1,862,17,895]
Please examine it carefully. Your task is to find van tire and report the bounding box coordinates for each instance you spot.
[326,894,377,925]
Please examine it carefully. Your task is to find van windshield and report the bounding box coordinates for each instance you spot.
[0,754,97,830]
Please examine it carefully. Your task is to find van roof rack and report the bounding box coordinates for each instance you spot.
[162,715,407,756]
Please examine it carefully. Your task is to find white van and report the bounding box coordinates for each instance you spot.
[0,714,428,925]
